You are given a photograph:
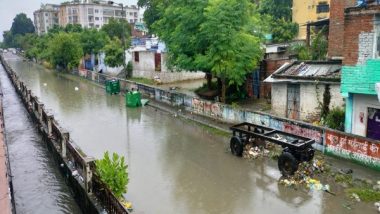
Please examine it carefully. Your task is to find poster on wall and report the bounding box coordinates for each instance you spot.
[367,107,380,141]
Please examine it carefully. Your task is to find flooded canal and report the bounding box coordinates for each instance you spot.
[3,53,377,213]
[0,63,82,213]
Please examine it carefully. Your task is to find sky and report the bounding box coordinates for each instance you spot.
[0,0,138,41]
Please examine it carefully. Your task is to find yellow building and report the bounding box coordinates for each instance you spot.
[292,0,331,40]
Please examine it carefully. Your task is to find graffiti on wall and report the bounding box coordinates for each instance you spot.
[325,130,380,169]
[192,98,223,117]
[283,123,323,145]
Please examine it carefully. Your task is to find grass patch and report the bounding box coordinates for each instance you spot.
[346,188,380,202]
[127,77,155,85]
[335,174,353,186]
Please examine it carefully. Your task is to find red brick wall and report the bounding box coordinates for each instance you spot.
[328,0,356,58]
[343,14,374,65]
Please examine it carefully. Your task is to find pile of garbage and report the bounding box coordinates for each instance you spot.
[279,159,334,194]
[242,141,275,159]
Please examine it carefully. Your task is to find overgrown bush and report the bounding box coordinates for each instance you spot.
[126,61,133,78]
[324,107,345,131]
[96,151,129,198]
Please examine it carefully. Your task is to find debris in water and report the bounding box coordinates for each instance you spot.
[351,193,361,202]
[75,87,79,91]
[43,83,47,86]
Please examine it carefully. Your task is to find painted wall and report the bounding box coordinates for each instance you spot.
[293,0,330,40]
[271,83,287,117]
[71,67,380,171]
[352,94,380,137]
[271,82,344,121]
[132,51,205,83]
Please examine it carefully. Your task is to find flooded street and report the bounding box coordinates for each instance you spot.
[3,53,377,214]
[0,62,81,213]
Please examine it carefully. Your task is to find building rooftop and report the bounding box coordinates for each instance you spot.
[264,61,342,83]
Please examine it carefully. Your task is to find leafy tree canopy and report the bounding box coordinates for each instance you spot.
[48,32,83,70]
[104,38,124,68]
[101,18,131,46]
[138,0,165,34]
[10,13,35,36]
[80,28,109,55]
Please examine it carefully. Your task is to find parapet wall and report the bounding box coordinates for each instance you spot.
[0,55,129,214]
[74,68,380,171]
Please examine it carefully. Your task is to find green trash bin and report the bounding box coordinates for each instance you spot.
[105,79,120,94]
[126,91,142,107]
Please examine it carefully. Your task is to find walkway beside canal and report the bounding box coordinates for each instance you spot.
[0,81,12,214]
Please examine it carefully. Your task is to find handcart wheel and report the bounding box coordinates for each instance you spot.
[278,152,298,176]
[230,136,244,157]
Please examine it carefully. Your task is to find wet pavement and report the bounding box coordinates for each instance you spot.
[3,53,380,214]
[0,61,82,213]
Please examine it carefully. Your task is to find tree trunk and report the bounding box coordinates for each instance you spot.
[206,72,212,89]
[221,77,226,103]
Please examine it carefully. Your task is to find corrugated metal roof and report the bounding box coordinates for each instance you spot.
[276,61,341,77]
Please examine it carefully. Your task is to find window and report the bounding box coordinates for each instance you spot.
[95,17,99,21]
[134,52,139,62]
[45,13,48,16]
[316,3,329,13]
[95,9,99,13]
[129,12,133,16]
[96,24,100,28]
[376,16,380,58]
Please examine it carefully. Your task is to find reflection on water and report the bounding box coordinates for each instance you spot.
[0,63,82,214]
[4,53,377,214]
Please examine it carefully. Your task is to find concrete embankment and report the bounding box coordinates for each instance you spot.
[0,54,129,214]
[0,75,13,213]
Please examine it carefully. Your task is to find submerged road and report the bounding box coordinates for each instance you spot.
[3,53,378,214]
[0,61,81,213]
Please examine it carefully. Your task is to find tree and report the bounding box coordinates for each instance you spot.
[138,0,165,33]
[198,0,263,102]
[291,28,328,60]
[2,31,14,48]
[64,24,83,33]
[10,13,35,36]
[48,32,83,70]
[101,18,131,42]
[258,0,298,43]
[103,38,124,68]
[258,0,292,21]
[95,151,129,198]
[80,28,109,56]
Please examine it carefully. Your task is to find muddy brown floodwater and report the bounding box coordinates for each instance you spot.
[0,61,82,213]
[3,53,378,214]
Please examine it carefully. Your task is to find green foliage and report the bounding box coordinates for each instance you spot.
[80,29,109,55]
[48,32,83,70]
[291,43,311,60]
[64,24,83,33]
[258,0,292,21]
[198,0,262,102]
[347,188,380,202]
[95,151,129,198]
[126,61,133,78]
[10,13,35,36]
[138,0,164,34]
[104,38,124,67]
[101,18,131,44]
[324,107,345,131]
[310,28,328,60]
[258,0,298,43]
[291,28,328,60]
[321,84,331,119]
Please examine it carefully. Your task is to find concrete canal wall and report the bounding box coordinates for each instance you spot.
[0,67,14,213]
[0,55,129,214]
[73,68,380,171]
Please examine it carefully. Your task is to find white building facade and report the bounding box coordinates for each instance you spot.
[58,0,139,29]
[33,4,60,35]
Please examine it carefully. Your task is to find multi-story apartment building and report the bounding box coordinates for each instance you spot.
[58,0,139,29]
[33,4,60,35]
[292,0,331,40]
